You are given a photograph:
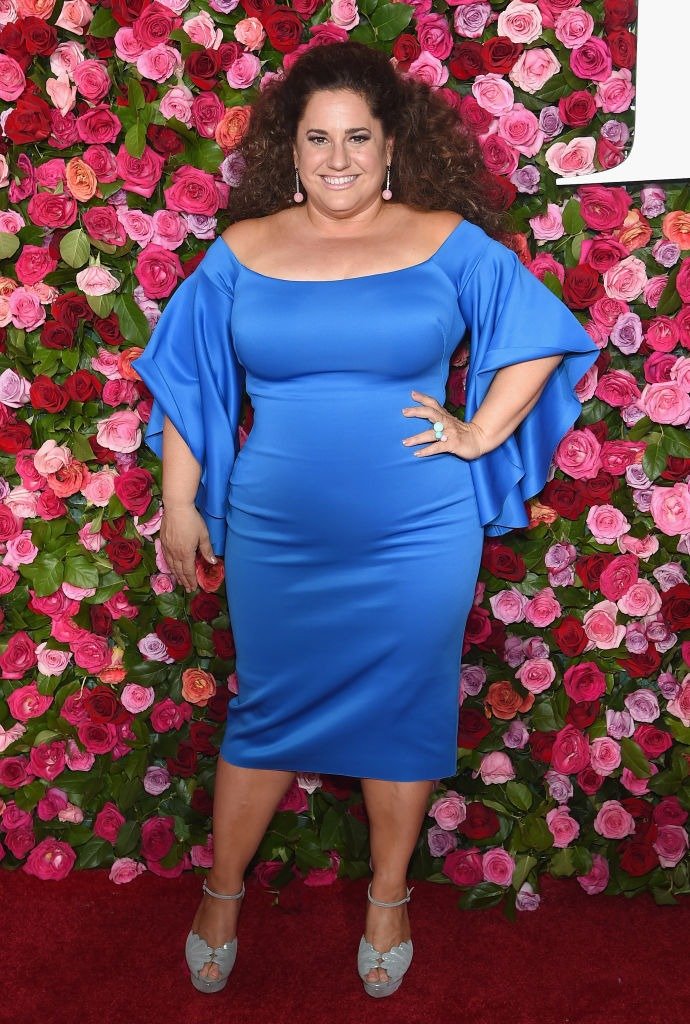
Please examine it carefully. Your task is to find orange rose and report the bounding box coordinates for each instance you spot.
[215,106,251,152]
[615,210,652,252]
[182,667,217,706]
[662,211,690,250]
[195,554,225,592]
[484,680,534,720]
[528,500,559,528]
[47,460,90,498]
[119,346,145,381]
[65,156,99,202]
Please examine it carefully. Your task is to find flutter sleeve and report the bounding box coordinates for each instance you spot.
[458,236,600,537]
[132,257,246,556]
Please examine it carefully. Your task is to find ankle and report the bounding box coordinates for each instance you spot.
[204,871,245,896]
[368,878,411,903]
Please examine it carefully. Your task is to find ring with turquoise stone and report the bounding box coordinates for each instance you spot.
[433,420,444,439]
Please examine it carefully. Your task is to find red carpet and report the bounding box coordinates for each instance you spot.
[5,870,689,1024]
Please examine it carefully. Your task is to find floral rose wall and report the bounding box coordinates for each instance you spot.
[1,0,690,913]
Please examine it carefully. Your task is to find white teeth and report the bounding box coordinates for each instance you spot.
[322,175,356,184]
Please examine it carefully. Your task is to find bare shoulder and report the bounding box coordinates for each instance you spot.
[220,213,288,261]
[413,208,464,236]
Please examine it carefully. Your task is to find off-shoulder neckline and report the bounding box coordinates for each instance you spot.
[212,217,468,284]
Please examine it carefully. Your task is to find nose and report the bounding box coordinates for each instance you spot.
[327,139,350,170]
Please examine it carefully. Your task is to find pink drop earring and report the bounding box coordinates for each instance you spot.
[294,167,304,204]
[382,163,392,201]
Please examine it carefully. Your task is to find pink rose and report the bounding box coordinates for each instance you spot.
[570,36,612,81]
[653,825,689,868]
[96,410,142,455]
[480,133,519,176]
[415,13,453,60]
[554,7,594,49]
[593,799,635,839]
[509,47,560,94]
[8,288,46,331]
[524,587,561,627]
[589,737,621,776]
[405,52,449,89]
[76,265,120,296]
[429,790,467,830]
[134,242,183,299]
[110,857,147,884]
[23,837,76,880]
[649,483,690,536]
[586,504,630,543]
[595,369,640,408]
[442,848,484,887]
[583,600,626,650]
[596,69,635,114]
[136,44,182,83]
[29,739,67,781]
[489,587,528,624]
[0,54,26,101]
[115,145,165,200]
[551,725,590,775]
[563,662,606,703]
[94,801,126,843]
[497,0,542,44]
[618,581,661,617]
[576,852,609,894]
[482,847,515,885]
[546,806,580,847]
[120,683,155,714]
[516,658,555,694]
[7,683,53,722]
[603,255,647,301]
[599,553,638,600]
[72,60,111,102]
[529,202,564,240]
[472,73,515,115]
[234,17,265,50]
[545,137,596,176]
[529,252,565,283]
[640,382,690,426]
[479,750,515,784]
[226,52,261,89]
[554,427,602,479]
[71,635,111,671]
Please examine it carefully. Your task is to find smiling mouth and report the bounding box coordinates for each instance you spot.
[321,175,359,186]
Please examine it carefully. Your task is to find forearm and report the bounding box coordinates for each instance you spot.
[162,415,202,509]
[467,354,563,455]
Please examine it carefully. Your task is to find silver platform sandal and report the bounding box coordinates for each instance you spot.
[357,881,415,998]
[185,878,245,993]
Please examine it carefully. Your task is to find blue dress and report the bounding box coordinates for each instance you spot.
[133,219,599,782]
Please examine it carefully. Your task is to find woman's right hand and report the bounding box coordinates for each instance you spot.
[160,504,216,592]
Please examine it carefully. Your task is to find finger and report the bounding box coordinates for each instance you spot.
[402,406,440,420]
[413,440,447,457]
[410,390,442,408]
[403,428,439,446]
[198,530,217,566]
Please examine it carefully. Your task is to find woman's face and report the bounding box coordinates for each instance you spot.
[292,88,393,216]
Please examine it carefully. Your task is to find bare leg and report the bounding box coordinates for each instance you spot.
[190,756,296,981]
[360,777,435,984]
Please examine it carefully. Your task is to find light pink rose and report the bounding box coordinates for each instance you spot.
[546,806,580,847]
[3,530,39,571]
[0,54,26,101]
[472,73,515,115]
[667,680,690,727]
[596,69,635,114]
[8,288,45,331]
[640,382,690,426]
[478,750,515,784]
[136,44,182,83]
[45,73,77,116]
[653,825,690,868]
[497,0,542,43]
[509,47,560,94]
[621,765,655,796]
[576,852,609,894]
[35,644,72,676]
[499,104,545,158]
[524,587,561,627]
[96,411,142,454]
[55,0,94,37]
[482,847,515,886]
[583,600,626,650]
[226,52,261,89]
[72,60,111,102]
[515,658,555,695]
[120,683,155,714]
[82,468,117,506]
[545,137,596,176]
[415,13,453,60]
[554,7,594,48]
[184,11,223,48]
[649,483,690,536]
[603,255,648,301]
[233,17,265,50]
[76,265,120,296]
[428,790,467,830]
[671,355,690,392]
[515,882,541,911]
[618,533,659,559]
[489,587,528,624]
[329,0,360,30]
[593,799,636,839]
[406,52,449,89]
[618,581,661,617]
[586,504,631,543]
[109,857,147,884]
[589,737,621,776]
[158,85,193,126]
[529,202,564,241]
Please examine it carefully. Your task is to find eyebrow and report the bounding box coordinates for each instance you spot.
[306,127,371,133]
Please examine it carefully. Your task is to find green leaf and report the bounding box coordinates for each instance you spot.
[512,854,538,890]
[60,229,91,269]
[549,847,576,877]
[370,2,414,40]
[642,432,672,481]
[0,231,20,260]
[114,293,151,346]
[86,292,117,318]
[562,198,584,235]
[125,120,147,160]
[542,270,563,299]
[87,7,120,38]
[458,881,506,910]
[506,781,533,812]
[530,699,563,733]
[620,736,652,780]
[64,555,100,590]
[663,426,690,459]
[655,265,681,317]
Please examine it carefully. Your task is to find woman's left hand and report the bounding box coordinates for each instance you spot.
[402,390,486,460]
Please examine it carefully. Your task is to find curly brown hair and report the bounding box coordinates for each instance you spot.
[223,41,513,241]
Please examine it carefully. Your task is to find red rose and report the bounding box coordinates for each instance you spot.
[113,468,154,515]
[528,730,557,764]
[541,479,588,519]
[449,41,484,80]
[39,321,74,349]
[564,661,606,703]
[189,721,219,755]
[580,471,618,504]
[482,36,523,74]
[263,10,304,53]
[105,537,143,574]
[457,707,492,750]
[166,741,198,777]
[575,552,617,590]
[217,42,243,72]
[660,583,690,630]
[566,698,600,728]
[458,802,499,839]
[603,0,637,31]
[562,264,604,309]
[146,124,185,157]
[481,542,526,581]
[84,34,115,59]
[89,604,113,637]
[558,90,597,127]
[634,724,673,759]
[101,516,127,540]
[206,689,230,722]
[4,94,52,143]
[21,16,58,55]
[155,617,193,661]
[620,797,654,824]
[190,592,222,621]
[185,48,222,90]
[577,766,605,794]
[64,370,102,402]
[607,28,636,68]
[191,786,213,815]
[551,616,589,657]
[29,375,69,413]
[615,647,662,679]
[0,420,32,454]
[392,33,420,67]
[618,836,659,877]
[662,456,690,481]
[111,0,147,26]
[480,172,517,211]
[457,95,493,134]
[85,686,126,724]
[212,628,236,659]
[140,816,175,860]
[51,292,93,327]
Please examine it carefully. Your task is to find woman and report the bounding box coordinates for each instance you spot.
[133,42,600,999]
